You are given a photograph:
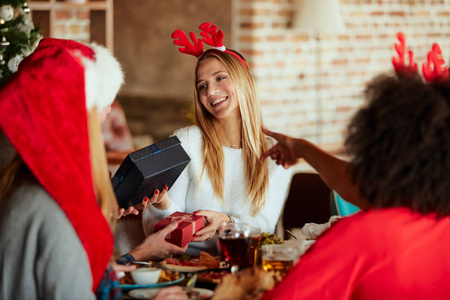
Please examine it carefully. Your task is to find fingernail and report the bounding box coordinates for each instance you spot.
[155,190,159,195]
[193,211,198,215]
[144,197,149,202]
[164,186,168,191]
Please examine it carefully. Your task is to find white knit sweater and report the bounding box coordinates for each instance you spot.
[144,126,292,255]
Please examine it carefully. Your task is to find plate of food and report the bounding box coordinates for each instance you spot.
[196,269,230,290]
[159,251,229,273]
[128,287,214,299]
[120,268,184,291]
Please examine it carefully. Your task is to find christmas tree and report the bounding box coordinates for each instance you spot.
[0,0,41,86]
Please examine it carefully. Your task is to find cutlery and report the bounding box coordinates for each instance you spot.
[286,229,298,239]
[185,273,197,293]
[129,261,150,266]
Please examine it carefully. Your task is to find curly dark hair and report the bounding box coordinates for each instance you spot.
[345,73,450,217]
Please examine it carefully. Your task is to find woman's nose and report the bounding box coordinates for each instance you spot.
[207,84,218,97]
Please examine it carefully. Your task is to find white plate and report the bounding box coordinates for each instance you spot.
[159,259,229,273]
[128,287,214,299]
[120,274,185,291]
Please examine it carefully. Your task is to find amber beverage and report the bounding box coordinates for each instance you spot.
[261,244,298,278]
[218,236,251,266]
[262,254,294,277]
[218,222,251,268]
[248,233,261,266]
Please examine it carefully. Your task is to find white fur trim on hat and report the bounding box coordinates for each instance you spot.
[81,43,124,111]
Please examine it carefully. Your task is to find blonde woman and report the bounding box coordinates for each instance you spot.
[145,45,292,256]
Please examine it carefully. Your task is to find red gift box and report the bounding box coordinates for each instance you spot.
[153,212,205,247]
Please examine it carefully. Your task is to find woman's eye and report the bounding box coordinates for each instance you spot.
[198,84,206,91]
[217,76,226,81]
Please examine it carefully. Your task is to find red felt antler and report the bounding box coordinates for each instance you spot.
[171,30,204,58]
[422,43,449,83]
[199,22,225,50]
[392,32,418,75]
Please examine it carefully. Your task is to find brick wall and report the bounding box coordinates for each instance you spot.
[231,0,450,154]
[46,0,450,156]
[53,7,90,43]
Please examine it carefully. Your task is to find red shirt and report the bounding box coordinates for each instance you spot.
[263,208,450,300]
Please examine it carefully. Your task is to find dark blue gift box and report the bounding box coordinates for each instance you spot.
[111,136,190,208]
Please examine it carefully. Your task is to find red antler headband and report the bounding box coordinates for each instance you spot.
[422,43,449,83]
[392,32,449,83]
[392,32,418,76]
[171,22,248,69]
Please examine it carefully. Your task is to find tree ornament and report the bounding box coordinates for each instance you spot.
[22,2,30,14]
[0,1,41,87]
[1,36,10,46]
[0,5,14,22]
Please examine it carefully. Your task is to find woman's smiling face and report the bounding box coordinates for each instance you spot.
[196,57,239,120]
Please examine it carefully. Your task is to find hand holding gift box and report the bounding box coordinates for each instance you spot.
[111,136,190,208]
[154,212,206,247]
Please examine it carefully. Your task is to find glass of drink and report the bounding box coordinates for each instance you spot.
[218,222,251,270]
[261,244,298,278]
[248,226,261,267]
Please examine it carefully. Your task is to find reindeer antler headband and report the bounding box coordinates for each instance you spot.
[172,22,248,68]
[393,32,449,83]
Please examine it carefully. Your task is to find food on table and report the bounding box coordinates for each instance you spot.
[158,269,180,283]
[178,254,192,262]
[212,267,279,300]
[160,257,207,272]
[118,265,179,285]
[197,270,229,284]
[119,272,134,285]
[260,232,284,245]
[199,251,220,268]
[160,251,225,272]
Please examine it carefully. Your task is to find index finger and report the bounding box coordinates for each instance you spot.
[159,220,181,235]
[260,146,278,161]
[262,126,284,142]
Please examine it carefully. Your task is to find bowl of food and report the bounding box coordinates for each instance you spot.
[131,267,162,285]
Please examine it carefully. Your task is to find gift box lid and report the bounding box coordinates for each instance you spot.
[111,136,190,208]
[154,212,206,247]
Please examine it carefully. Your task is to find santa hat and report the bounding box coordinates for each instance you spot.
[0,38,123,292]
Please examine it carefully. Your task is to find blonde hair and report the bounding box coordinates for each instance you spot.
[88,107,118,229]
[194,49,269,216]
[0,155,22,198]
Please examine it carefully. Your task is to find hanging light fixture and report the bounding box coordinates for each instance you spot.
[293,0,345,144]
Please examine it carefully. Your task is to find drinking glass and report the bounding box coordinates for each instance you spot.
[248,226,261,267]
[218,222,251,271]
[261,244,298,278]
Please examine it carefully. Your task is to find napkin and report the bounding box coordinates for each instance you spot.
[301,215,343,240]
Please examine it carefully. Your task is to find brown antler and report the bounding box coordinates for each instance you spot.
[171,30,204,58]
[392,32,418,75]
[199,22,225,49]
[422,43,449,83]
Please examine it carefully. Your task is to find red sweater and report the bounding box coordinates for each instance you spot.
[263,208,450,300]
